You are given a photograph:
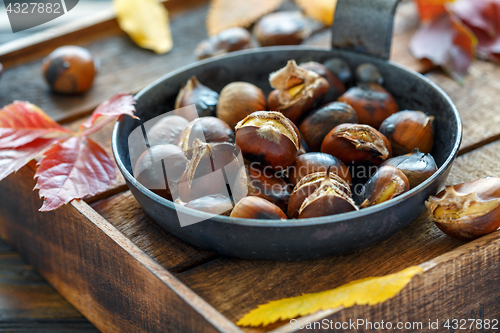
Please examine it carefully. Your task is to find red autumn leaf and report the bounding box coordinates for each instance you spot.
[0,138,57,181]
[82,93,137,129]
[415,0,450,22]
[410,12,477,80]
[35,136,116,211]
[451,0,500,62]
[0,102,71,149]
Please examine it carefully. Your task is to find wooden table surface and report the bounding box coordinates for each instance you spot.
[0,0,499,332]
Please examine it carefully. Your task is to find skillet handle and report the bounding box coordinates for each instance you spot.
[331,0,400,60]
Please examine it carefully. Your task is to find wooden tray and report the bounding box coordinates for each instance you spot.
[0,1,499,332]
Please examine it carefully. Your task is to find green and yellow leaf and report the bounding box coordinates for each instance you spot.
[295,0,337,26]
[114,0,173,54]
[237,266,423,327]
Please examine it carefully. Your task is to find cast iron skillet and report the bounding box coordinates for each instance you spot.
[112,0,462,260]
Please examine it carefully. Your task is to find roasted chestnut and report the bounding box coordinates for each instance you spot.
[42,46,98,94]
[321,124,392,165]
[179,116,234,156]
[299,61,346,102]
[426,177,500,240]
[235,111,300,170]
[174,76,219,118]
[323,58,352,86]
[245,164,292,211]
[195,27,251,60]
[268,60,329,124]
[216,82,267,129]
[253,12,311,47]
[300,102,357,151]
[338,83,398,128]
[288,168,357,219]
[379,110,434,156]
[178,141,246,202]
[356,63,383,85]
[184,194,233,216]
[359,165,409,208]
[134,144,188,200]
[382,149,437,188]
[147,115,189,147]
[288,152,352,186]
[230,196,287,219]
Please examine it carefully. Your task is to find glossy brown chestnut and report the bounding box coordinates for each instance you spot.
[42,46,97,94]
[379,110,434,156]
[359,165,410,208]
[147,115,189,147]
[426,177,500,240]
[174,76,219,119]
[184,194,233,216]
[230,196,287,219]
[356,63,383,85]
[268,60,329,124]
[300,102,357,151]
[235,111,300,170]
[245,164,292,211]
[179,116,234,156]
[299,61,346,102]
[382,149,437,189]
[321,124,392,165]
[288,152,352,186]
[134,144,188,200]
[287,170,352,219]
[195,27,251,60]
[338,83,398,128]
[253,12,311,47]
[178,141,246,202]
[323,58,353,86]
[216,82,267,129]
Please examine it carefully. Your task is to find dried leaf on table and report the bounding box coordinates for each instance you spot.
[35,137,116,212]
[82,93,137,129]
[410,12,476,81]
[237,266,423,327]
[295,0,337,26]
[0,102,70,149]
[415,0,452,22]
[451,0,500,62]
[114,0,173,54]
[207,0,283,35]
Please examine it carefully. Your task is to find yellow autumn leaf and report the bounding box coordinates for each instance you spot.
[237,266,423,327]
[207,0,283,36]
[296,0,337,26]
[114,0,173,54]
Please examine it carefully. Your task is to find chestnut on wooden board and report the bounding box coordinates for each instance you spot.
[253,12,311,47]
[195,27,251,60]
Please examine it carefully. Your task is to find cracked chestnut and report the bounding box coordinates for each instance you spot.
[299,61,346,102]
[230,196,287,219]
[288,152,352,186]
[359,165,410,208]
[382,149,437,189]
[174,76,219,119]
[245,164,292,212]
[179,116,234,156]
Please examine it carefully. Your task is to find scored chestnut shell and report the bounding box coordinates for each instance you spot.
[321,123,392,165]
[178,141,246,202]
[183,194,233,216]
[288,152,352,186]
[235,111,300,170]
[195,27,251,60]
[382,149,438,189]
[134,144,188,201]
[300,102,357,151]
[299,61,346,102]
[216,82,267,129]
[426,177,500,240]
[379,110,434,156]
[230,196,287,220]
[356,63,383,85]
[338,83,398,128]
[253,12,312,47]
[359,165,410,208]
[323,58,353,86]
[147,115,189,147]
[179,116,234,156]
[268,60,329,124]
[288,170,353,219]
[245,164,292,212]
[174,76,219,119]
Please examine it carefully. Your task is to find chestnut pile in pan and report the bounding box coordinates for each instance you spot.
[134,59,439,220]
